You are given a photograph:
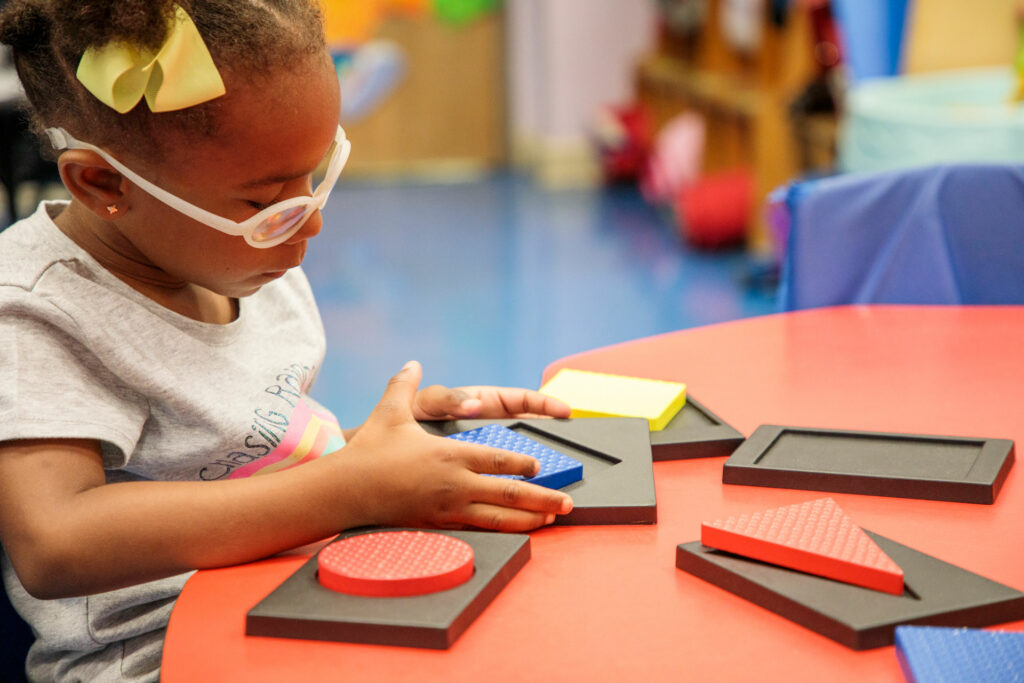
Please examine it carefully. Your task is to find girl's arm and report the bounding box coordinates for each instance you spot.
[0,362,572,600]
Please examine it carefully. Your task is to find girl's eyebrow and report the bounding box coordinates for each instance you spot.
[239,168,315,189]
[239,130,339,189]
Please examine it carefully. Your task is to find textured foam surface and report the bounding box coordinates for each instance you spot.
[701,497,904,594]
[895,626,1024,682]
[447,424,583,489]
[539,368,686,431]
[318,531,474,597]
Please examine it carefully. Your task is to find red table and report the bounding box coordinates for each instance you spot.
[162,306,1024,682]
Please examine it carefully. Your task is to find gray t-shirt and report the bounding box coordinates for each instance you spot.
[0,202,344,681]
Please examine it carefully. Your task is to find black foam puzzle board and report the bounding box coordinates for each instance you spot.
[420,417,657,525]
[246,528,530,649]
[676,530,1024,650]
[650,394,745,461]
[722,425,1015,504]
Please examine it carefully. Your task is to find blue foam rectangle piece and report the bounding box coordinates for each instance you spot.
[895,625,1024,683]
[447,424,583,490]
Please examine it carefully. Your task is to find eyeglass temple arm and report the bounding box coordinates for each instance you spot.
[45,127,244,234]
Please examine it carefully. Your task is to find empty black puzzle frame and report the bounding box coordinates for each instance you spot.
[246,528,530,649]
[722,425,1015,504]
[650,394,745,461]
[420,417,657,525]
[675,529,1024,650]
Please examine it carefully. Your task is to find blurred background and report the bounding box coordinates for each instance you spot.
[2,0,1023,424]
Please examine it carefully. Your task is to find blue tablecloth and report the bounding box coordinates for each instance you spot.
[779,163,1024,310]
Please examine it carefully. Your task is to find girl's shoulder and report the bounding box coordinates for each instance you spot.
[0,201,158,336]
[0,200,79,294]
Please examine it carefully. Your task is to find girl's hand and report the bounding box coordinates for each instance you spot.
[412,383,571,421]
[340,361,573,531]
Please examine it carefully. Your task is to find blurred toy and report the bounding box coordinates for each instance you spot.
[335,40,407,122]
[634,109,749,249]
[324,0,429,48]
[657,0,709,39]
[324,0,416,121]
[639,110,705,203]
[592,103,654,184]
[676,167,753,248]
[434,0,500,27]
[831,0,908,83]
[719,0,765,55]
[323,0,499,121]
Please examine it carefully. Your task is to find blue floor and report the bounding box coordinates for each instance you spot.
[305,173,777,426]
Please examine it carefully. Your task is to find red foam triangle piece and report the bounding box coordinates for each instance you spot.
[701,497,904,594]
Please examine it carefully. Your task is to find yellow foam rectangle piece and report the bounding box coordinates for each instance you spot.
[539,368,686,432]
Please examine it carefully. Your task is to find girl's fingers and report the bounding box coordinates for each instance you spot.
[414,384,481,419]
[509,390,571,418]
[463,469,573,516]
[445,443,573,515]
[458,387,571,419]
[367,361,423,426]
[452,442,539,478]
[414,385,571,421]
[454,502,558,533]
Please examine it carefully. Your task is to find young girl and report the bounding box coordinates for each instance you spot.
[0,2,573,680]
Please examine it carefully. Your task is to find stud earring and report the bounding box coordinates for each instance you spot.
[106,204,119,215]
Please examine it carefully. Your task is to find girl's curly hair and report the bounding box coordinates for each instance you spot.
[0,0,326,155]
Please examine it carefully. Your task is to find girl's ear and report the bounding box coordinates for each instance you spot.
[57,150,128,220]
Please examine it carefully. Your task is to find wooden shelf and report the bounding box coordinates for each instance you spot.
[637,53,762,117]
[635,1,833,251]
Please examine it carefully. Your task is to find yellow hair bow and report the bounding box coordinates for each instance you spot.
[76,5,226,114]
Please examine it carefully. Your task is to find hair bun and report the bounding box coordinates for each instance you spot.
[0,1,52,53]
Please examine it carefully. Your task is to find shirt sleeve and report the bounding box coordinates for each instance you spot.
[0,288,148,468]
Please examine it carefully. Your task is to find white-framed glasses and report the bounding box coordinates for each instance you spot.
[45,125,351,248]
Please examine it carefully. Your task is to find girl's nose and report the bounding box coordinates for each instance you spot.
[285,208,322,245]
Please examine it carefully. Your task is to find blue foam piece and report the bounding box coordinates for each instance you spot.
[447,424,583,490]
[895,625,1024,683]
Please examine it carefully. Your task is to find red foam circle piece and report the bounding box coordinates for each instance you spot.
[317,531,475,597]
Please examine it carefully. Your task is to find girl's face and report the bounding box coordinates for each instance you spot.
[112,54,342,298]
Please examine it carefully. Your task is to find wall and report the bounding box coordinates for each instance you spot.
[507,0,659,187]
[342,10,506,178]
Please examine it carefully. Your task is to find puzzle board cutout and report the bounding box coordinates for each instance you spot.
[246,528,529,649]
[723,425,1015,504]
[676,529,1024,650]
[650,394,745,461]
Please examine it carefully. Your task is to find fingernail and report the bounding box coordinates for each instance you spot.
[544,514,555,525]
[561,497,573,514]
[402,360,415,371]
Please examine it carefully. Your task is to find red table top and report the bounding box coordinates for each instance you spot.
[162,305,1024,682]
